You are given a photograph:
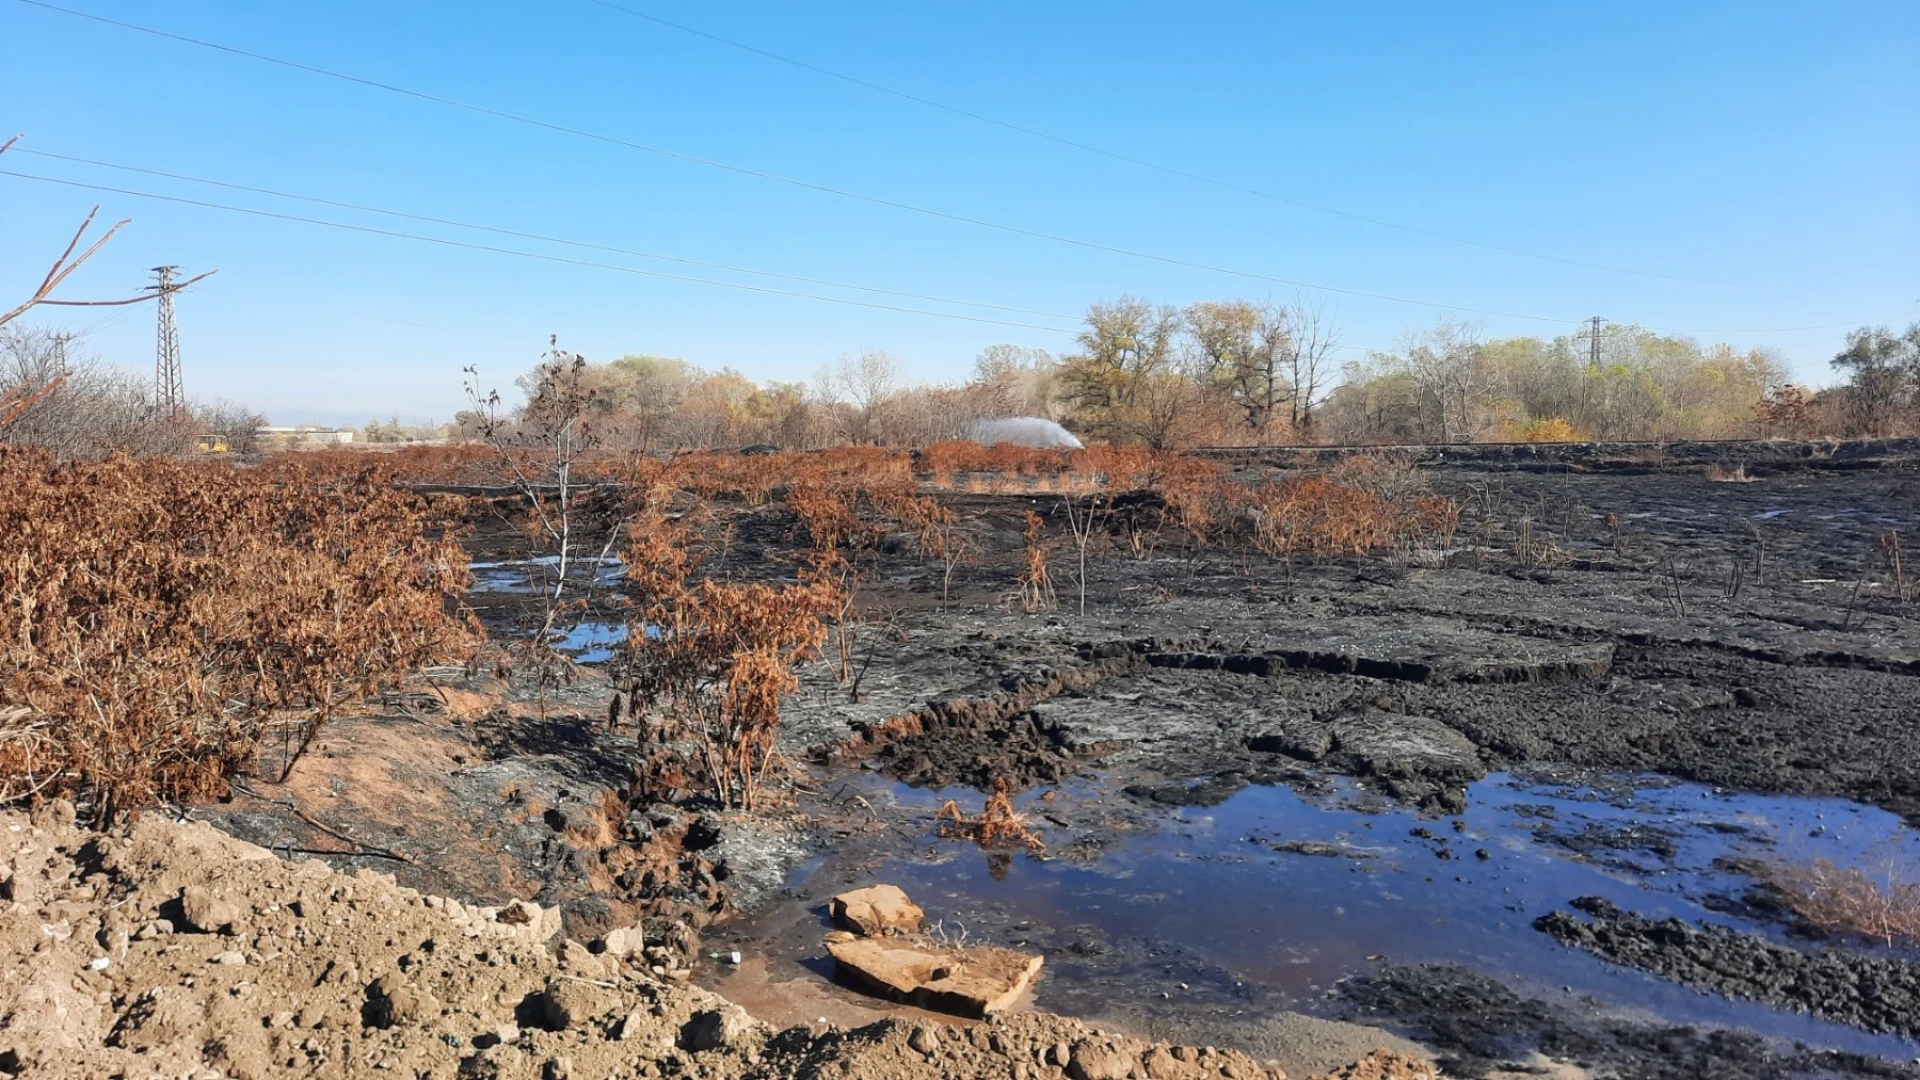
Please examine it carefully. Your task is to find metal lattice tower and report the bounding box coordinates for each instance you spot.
[148,266,183,417]
[50,332,70,374]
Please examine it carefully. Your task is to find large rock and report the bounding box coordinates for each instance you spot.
[829,884,925,937]
[826,936,1041,1018]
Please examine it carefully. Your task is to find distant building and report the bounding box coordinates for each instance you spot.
[258,427,355,447]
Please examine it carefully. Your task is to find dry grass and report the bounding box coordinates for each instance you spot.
[1758,856,1920,947]
[1705,463,1756,483]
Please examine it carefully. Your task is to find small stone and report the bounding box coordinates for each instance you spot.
[87,956,110,971]
[599,926,644,958]
[364,974,437,1030]
[180,887,242,935]
[1068,1039,1135,1080]
[269,1011,295,1029]
[908,1026,940,1056]
[1142,1047,1181,1079]
[540,979,613,1032]
[1050,1042,1073,1067]
[211,950,245,966]
[680,1007,755,1052]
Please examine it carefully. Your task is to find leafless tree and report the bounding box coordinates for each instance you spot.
[1402,319,1493,443]
[835,349,902,443]
[1281,294,1340,437]
[0,326,193,456]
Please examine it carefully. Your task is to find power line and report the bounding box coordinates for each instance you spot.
[12,148,1079,324]
[14,0,1669,329]
[578,0,1727,287]
[0,170,1086,334]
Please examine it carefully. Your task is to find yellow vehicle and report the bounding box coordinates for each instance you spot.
[195,434,230,453]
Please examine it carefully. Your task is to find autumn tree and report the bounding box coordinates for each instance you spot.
[1187,299,1288,444]
[1830,324,1919,437]
[1058,297,1185,445]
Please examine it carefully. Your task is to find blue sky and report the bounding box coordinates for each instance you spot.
[3,0,1915,424]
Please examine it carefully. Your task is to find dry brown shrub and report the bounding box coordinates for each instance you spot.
[616,486,838,810]
[937,780,1045,853]
[1759,857,1920,947]
[274,443,505,486]
[1705,463,1756,483]
[0,452,475,820]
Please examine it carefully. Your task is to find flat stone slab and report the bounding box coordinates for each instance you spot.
[827,935,1042,1018]
[829,884,924,937]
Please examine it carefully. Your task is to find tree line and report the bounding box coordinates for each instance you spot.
[5,307,1917,458]
[485,303,1920,451]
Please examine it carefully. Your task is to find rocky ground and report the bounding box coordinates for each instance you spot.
[162,451,1920,1077]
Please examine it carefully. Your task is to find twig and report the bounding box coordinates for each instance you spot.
[232,781,416,864]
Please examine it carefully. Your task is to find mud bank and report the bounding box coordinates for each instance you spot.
[1338,965,1914,1080]
[1535,897,1920,1039]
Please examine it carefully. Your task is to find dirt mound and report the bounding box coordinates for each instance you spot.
[0,802,1414,1078]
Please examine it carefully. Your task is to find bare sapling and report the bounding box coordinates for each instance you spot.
[932,519,972,610]
[1060,493,1109,616]
[463,337,623,686]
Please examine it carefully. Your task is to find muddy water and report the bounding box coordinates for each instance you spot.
[709,770,1920,1059]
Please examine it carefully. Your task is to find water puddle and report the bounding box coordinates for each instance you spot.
[468,556,625,594]
[552,621,629,663]
[716,770,1920,1059]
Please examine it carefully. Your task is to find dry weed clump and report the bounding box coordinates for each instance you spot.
[1759,857,1920,948]
[1235,453,1460,563]
[0,452,475,820]
[937,780,1045,853]
[1017,511,1057,613]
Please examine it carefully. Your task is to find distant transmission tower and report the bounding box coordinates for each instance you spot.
[148,265,183,418]
[1584,316,1607,367]
[50,331,70,374]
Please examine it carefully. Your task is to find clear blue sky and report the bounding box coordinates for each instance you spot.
[4,0,1915,424]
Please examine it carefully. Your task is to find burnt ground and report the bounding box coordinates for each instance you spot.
[203,455,1920,1078]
